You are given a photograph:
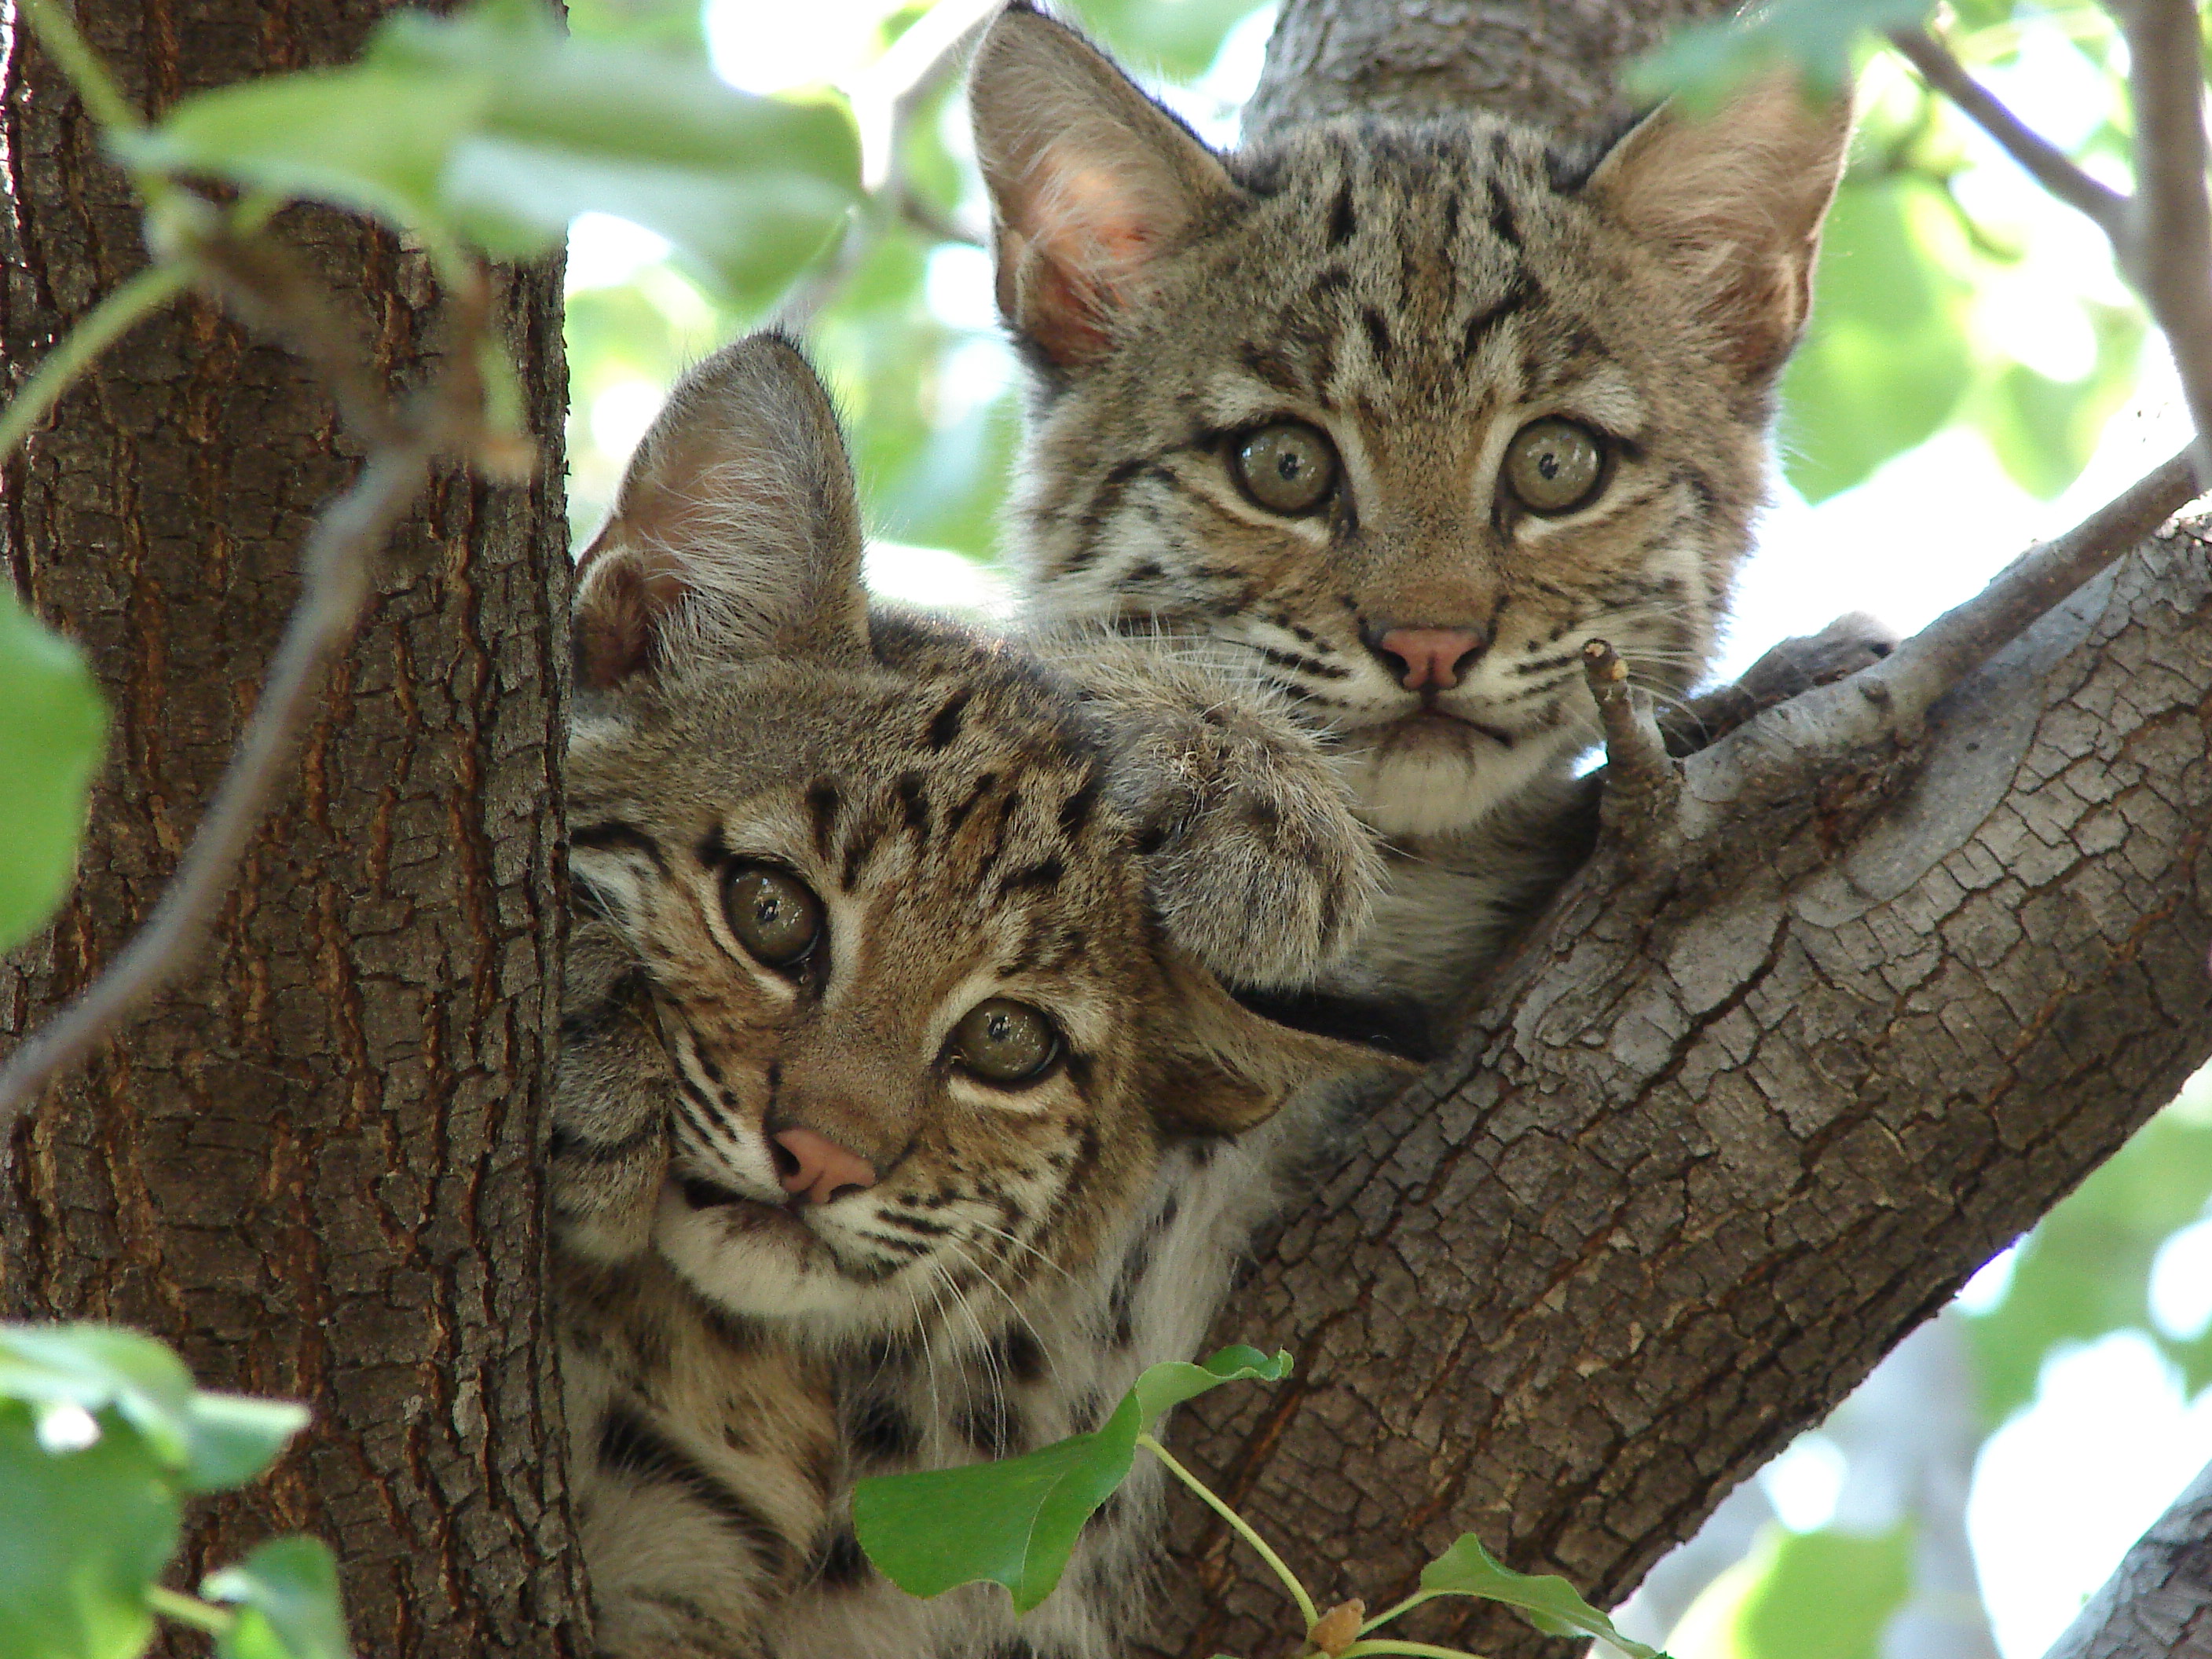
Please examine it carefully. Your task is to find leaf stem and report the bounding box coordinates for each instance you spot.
[1137,1432,1320,1633]
[14,0,145,133]
[145,1586,235,1635]
[1339,1640,1492,1658]
[0,265,189,460]
[1361,1591,1441,1634]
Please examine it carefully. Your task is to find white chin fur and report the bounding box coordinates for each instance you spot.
[1350,723,1568,838]
[652,1186,919,1332]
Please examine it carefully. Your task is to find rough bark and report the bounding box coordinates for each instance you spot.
[0,5,584,1656]
[2045,1457,2212,1659]
[1243,0,1735,143]
[1141,5,2212,1657]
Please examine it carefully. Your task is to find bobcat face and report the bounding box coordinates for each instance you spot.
[573,661,1172,1335]
[559,334,1382,1346]
[972,8,1851,840]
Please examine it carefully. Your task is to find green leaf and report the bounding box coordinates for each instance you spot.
[0,1400,181,1659]
[118,0,861,307]
[178,1393,313,1496]
[1418,1535,1661,1659]
[1781,177,1972,501]
[204,1539,350,1659]
[1974,302,2144,499]
[854,1346,1291,1613]
[1632,0,1932,107]
[1738,1523,1913,1659]
[0,1324,308,1492]
[0,587,107,954]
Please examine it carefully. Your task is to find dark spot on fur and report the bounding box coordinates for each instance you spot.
[1362,306,1392,369]
[805,782,840,861]
[850,1394,921,1461]
[896,772,932,840]
[926,689,972,750]
[812,1527,870,1588]
[596,1405,791,1570]
[957,1393,1022,1457]
[1327,181,1357,247]
[998,1326,1048,1384]
[570,820,666,872]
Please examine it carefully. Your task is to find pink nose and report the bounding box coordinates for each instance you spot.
[1376,627,1485,692]
[771,1127,877,1205]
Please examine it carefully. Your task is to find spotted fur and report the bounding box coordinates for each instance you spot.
[555,335,1412,1658]
[971,7,1861,1009]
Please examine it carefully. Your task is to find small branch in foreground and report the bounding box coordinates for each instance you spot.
[0,436,441,1124]
[1884,28,2126,236]
[1583,639,1680,866]
[0,266,188,458]
[1878,449,2200,725]
[2119,0,2212,482]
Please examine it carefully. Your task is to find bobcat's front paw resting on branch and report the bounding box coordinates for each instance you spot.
[1116,697,1384,991]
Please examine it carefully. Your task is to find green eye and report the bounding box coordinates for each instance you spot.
[950,998,1061,1086]
[1231,421,1339,516]
[723,864,822,969]
[1502,418,1606,515]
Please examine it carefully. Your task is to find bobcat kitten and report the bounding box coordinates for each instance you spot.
[555,335,1408,1658]
[970,7,1862,1008]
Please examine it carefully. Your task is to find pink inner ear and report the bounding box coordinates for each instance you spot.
[574,544,693,691]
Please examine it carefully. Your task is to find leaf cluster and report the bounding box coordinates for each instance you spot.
[0,1324,343,1659]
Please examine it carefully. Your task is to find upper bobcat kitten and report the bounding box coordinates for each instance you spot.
[557,335,1407,1658]
[970,7,1859,1007]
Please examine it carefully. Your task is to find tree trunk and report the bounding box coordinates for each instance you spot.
[1143,5,2212,1657]
[0,5,584,1655]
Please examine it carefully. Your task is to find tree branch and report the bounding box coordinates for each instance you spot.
[2042,1457,2212,1659]
[2118,0,2212,482]
[1884,27,2126,237]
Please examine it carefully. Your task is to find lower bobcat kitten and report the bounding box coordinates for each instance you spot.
[555,335,1409,1658]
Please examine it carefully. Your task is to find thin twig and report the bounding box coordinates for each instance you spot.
[1884,28,2126,236]
[0,266,189,458]
[1137,1431,1321,1634]
[14,0,143,133]
[2119,0,2212,481]
[0,436,441,1124]
[1877,448,2200,724]
[1582,640,1680,865]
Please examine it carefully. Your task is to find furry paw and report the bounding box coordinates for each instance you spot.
[1663,610,1898,754]
[1112,702,1383,991]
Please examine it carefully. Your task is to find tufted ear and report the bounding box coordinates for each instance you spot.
[1584,71,1852,382]
[573,332,868,692]
[969,5,1239,369]
[1152,957,1429,1137]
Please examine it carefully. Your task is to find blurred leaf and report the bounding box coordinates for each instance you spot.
[177,1393,313,1497]
[1974,302,2144,498]
[0,1325,309,1494]
[0,1400,180,1659]
[120,0,860,306]
[1633,0,1932,107]
[0,586,107,954]
[854,1346,1288,1612]
[563,0,706,57]
[1073,0,1265,80]
[1738,1523,1914,1659]
[205,1539,350,1659]
[1782,176,1972,501]
[1418,1535,1661,1657]
[1965,1110,2212,1424]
